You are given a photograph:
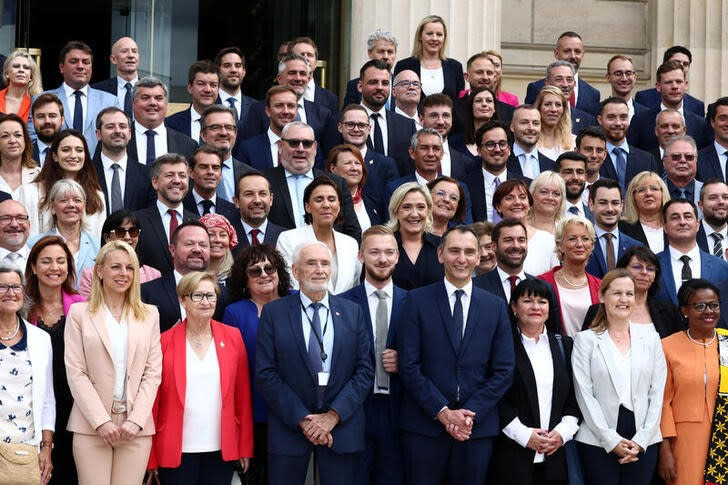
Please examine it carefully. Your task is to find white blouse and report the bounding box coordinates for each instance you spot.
[104,306,128,401]
[420,67,445,96]
[182,339,222,453]
[605,330,633,411]
[557,284,592,338]
[523,229,559,276]
[641,223,664,254]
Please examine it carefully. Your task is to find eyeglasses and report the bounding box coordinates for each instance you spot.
[433,190,460,203]
[0,215,29,224]
[668,153,696,162]
[628,263,656,274]
[0,284,23,294]
[247,264,276,278]
[188,292,217,302]
[610,70,635,78]
[689,302,720,312]
[481,140,509,151]
[206,124,237,132]
[110,227,140,238]
[341,121,370,130]
[395,80,422,89]
[282,138,316,149]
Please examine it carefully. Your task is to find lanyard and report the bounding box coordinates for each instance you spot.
[300,298,330,362]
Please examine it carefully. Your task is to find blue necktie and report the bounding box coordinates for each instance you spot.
[294,174,307,226]
[226,98,239,122]
[73,90,84,131]
[145,130,156,166]
[452,289,464,348]
[124,82,133,119]
[678,188,687,200]
[613,147,627,190]
[568,206,580,216]
[217,163,230,201]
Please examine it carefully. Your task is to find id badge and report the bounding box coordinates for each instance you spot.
[318,372,330,386]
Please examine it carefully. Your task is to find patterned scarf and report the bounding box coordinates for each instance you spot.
[705,327,728,484]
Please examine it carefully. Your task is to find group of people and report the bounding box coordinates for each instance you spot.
[0,11,726,485]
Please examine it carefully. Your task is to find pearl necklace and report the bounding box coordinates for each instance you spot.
[0,320,20,341]
[686,329,717,347]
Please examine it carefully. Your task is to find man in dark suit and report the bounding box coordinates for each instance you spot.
[344,29,398,107]
[199,104,256,203]
[506,105,555,178]
[652,109,687,169]
[398,226,514,484]
[663,135,703,208]
[29,93,65,165]
[214,46,257,127]
[256,241,374,485]
[605,54,648,123]
[340,225,407,485]
[655,199,728,305]
[585,178,642,278]
[233,172,285,249]
[696,179,728,259]
[264,121,361,241]
[634,45,705,117]
[543,60,596,134]
[628,61,710,152]
[288,37,340,116]
[697,96,728,182]
[358,59,417,177]
[556,151,594,221]
[93,107,155,214]
[597,97,659,193]
[129,76,198,165]
[135,153,199,274]
[91,36,139,119]
[524,32,601,116]
[576,126,609,206]
[165,60,219,142]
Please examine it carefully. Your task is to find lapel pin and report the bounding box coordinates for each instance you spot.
[369,160,373,164]
[220,341,225,349]
[335,311,341,316]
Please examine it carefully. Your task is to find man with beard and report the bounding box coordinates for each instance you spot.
[358,59,416,176]
[165,60,220,141]
[92,37,140,119]
[697,97,728,183]
[596,97,658,193]
[135,153,199,274]
[182,146,241,227]
[420,94,475,180]
[29,93,65,164]
[92,107,155,214]
[214,46,257,126]
[696,179,728,260]
[556,151,593,221]
[506,105,554,179]
[663,135,702,207]
[585,178,641,278]
[0,199,31,271]
[605,55,647,123]
[233,172,285,249]
[576,126,608,205]
[344,29,398,107]
[466,120,527,222]
[340,225,408,485]
[392,70,422,129]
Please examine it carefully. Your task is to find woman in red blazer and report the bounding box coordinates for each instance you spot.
[148,272,253,484]
[539,216,601,337]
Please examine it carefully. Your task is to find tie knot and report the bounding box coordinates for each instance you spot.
[250,228,260,236]
[613,147,624,155]
[679,255,691,264]
[145,129,157,137]
[5,253,19,262]
[374,289,387,300]
[508,275,519,285]
[74,90,83,98]
[371,112,381,120]
[603,232,613,241]
[125,82,132,90]
[310,302,323,312]
[227,98,236,107]
[493,176,501,187]
[454,289,465,301]
[713,233,724,241]
[568,206,580,215]
[201,199,214,209]
[111,163,121,171]
[167,209,178,218]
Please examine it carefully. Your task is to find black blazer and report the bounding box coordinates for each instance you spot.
[234,133,274,171]
[599,144,660,192]
[489,328,579,484]
[450,145,479,180]
[128,122,199,162]
[164,107,196,138]
[505,151,555,179]
[343,78,361,107]
[92,151,156,214]
[581,299,684,338]
[570,107,597,135]
[618,220,669,251]
[696,143,726,182]
[262,166,362,242]
[391,231,443,290]
[634,88,705,117]
[233,219,286,253]
[181,190,243,229]
[365,109,417,178]
[91,77,119,96]
[314,84,341,116]
[628,107,711,152]
[215,92,256,125]
[134,205,199,274]
[361,149,399,222]
[393,56,464,101]
[451,94,514,136]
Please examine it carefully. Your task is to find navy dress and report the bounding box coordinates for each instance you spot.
[392,231,444,290]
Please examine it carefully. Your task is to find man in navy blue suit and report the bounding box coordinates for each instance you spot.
[597,97,659,193]
[696,179,728,259]
[506,105,555,178]
[340,225,407,485]
[399,226,514,484]
[576,126,609,206]
[652,109,686,169]
[605,55,648,122]
[165,60,219,142]
[343,30,398,107]
[232,172,285,249]
[697,97,728,183]
[543,61,596,135]
[30,93,65,165]
[288,37,340,116]
[214,46,257,128]
[91,37,139,120]
[628,61,710,152]
[524,32,601,116]
[655,199,728,305]
[556,151,593,221]
[663,135,703,207]
[585,178,641,278]
[256,241,374,485]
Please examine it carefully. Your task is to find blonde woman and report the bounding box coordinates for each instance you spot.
[0,51,42,122]
[529,171,565,234]
[535,86,575,160]
[199,213,237,285]
[393,15,464,99]
[64,241,162,485]
[619,171,671,254]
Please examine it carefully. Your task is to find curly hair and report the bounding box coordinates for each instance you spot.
[227,245,292,302]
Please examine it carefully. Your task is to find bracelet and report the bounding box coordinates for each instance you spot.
[40,441,53,449]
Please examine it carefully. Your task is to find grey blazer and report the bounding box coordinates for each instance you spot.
[571,323,666,452]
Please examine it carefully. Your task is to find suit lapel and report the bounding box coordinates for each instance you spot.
[125,313,138,372]
[460,291,480,355]
[149,209,173,268]
[89,308,114,360]
[596,332,621,393]
[329,298,345,381]
[660,252,677,299]
[172,323,187,405]
[592,239,608,276]
[629,324,645,391]
[389,286,406,347]
[288,296,316,382]
[435,284,460,354]
[85,90,97,133]
[514,330,541,423]
[601,153,618,180]
[55,88,72,131]
[272,168,295,226]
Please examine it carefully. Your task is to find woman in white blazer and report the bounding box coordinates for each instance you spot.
[572,268,666,484]
[276,175,361,293]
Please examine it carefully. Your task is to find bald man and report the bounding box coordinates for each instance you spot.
[0,199,30,271]
[92,36,141,118]
[392,70,422,129]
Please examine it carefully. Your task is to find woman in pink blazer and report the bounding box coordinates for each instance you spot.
[64,240,162,485]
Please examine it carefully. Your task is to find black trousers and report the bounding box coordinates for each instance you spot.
[158,451,235,485]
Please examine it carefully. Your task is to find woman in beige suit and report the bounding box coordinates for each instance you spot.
[64,240,162,485]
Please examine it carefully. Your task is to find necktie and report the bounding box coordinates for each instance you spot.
[492,177,502,223]
[168,209,179,242]
[110,163,123,213]
[712,233,724,259]
[568,206,580,216]
[452,289,465,347]
[73,90,84,131]
[374,290,390,391]
[249,228,261,246]
[678,188,687,200]
[4,252,20,269]
[508,275,519,298]
[307,302,324,407]
[569,91,576,108]
[603,233,615,271]
[200,199,214,215]
[293,174,307,226]
[123,82,133,119]
[145,130,157,166]
[370,113,384,154]
[294,103,303,122]
[41,147,48,165]
[613,147,627,190]
[217,164,230,201]
[226,98,239,122]
[679,255,692,282]
[521,153,533,178]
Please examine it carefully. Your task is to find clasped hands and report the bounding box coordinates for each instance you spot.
[526,429,564,455]
[300,409,340,447]
[96,420,142,446]
[612,438,641,464]
[437,407,475,441]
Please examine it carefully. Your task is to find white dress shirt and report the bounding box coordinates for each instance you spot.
[364,279,393,395]
[241,219,269,246]
[496,266,527,303]
[174,270,186,321]
[219,89,242,114]
[100,153,128,206]
[573,73,581,105]
[660,102,684,118]
[115,76,138,109]
[267,128,281,167]
[156,200,184,243]
[439,140,452,177]
[512,143,541,178]
[641,223,665,254]
[284,168,314,227]
[190,106,203,142]
[443,278,472,331]
[626,98,636,123]
[62,82,88,128]
[300,291,335,374]
[303,79,316,103]
[564,200,588,218]
[296,99,308,124]
[362,104,390,156]
[582,176,599,206]
[0,246,29,273]
[703,220,728,260]
[103,305,128,401]
[192,189,215,215]
[134,122,168,165]
[482,168,505,222]
[668,244,701,295]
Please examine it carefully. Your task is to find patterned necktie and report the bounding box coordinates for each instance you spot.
[603,233,615,271]
[227,97,239,122]
[73,90,84,131]
[712,233,724,259]
[679,255,692,282]
[374,290,389,391]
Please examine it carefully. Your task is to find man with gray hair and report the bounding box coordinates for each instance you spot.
[650,108,686,165]
[392,70,423,129]
[663,135,702,208]
[129,76,198,165]
[543,60,596,134]
[264,121,362,241]
[344,29,398,106]
[0,200,31,271]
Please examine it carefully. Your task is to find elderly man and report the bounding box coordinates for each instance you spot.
[663,135,702,206]
[344,29,398,106]
[543,60,596,134]
[0,200,30,271]
[256,240,373,485]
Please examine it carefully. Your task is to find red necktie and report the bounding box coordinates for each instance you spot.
[250,229,261,246]
[569,91,576,108]
[508,275,519,296]
[168,209,178,241]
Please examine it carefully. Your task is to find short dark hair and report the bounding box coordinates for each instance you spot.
[466,52,491,70]
[187,60,219,85]
[439,225,478,250]
[615,245,662,296]
[700,178,728,201]
[511,278,554,306]
[100,209,140,247]
[200,104,236,130]
[31,93,64,118]
[576,126,606,149]
[59,41,93,64]
[492,218,527,245]
[302,175,342,225]
[95,106,130,130]
[662,198,698,221]
[474,119,512,148]
[360,59,390,80]
[150,153,188,178]
[214,46,245,67]
[677,278,719,309]
[598,96,629,115]
[234,171,268,199]
[554,151,588,171]
[708,97,728,122]
[588,178,622,202]
[656,60,685,83]
[663,45,692,64]
[421,93,453,112]
[171,220,208,246]
[288,36,319,57]
[557,31,583,43]
[341,103,369,117]
[189,145,223,170]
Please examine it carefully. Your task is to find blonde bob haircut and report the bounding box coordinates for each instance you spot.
[554,215,596,261]
[386,182,434,233]
[535,86,573,151]
[589,268,634,333]
[621,171,670,224]
[4,51,43,96]
[88,240,151,321]
[529,170,566,225]
[411,15,448,60]
[176,271,220,299]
